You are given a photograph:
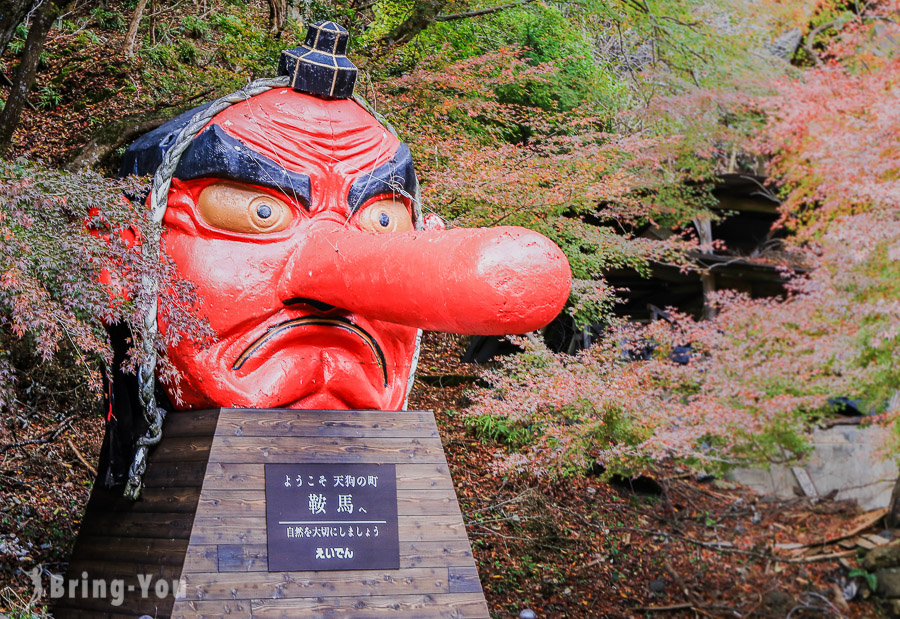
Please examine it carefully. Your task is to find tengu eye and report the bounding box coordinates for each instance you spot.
[357,198,412,233]
[197,182,293,234]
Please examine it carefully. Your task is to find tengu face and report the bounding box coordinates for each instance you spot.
[159,89,420,410]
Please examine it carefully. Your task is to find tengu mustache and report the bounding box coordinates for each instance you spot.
[232,316,389,387]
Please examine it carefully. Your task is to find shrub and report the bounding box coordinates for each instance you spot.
[0,160,208,413]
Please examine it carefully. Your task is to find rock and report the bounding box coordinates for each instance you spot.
[519,610,537,619]
[649,579,665,593]
[766,28,803,60]
[877,567,900,597]
[879,529,896,540]
[761,590,794,615]
[864,546,900,571]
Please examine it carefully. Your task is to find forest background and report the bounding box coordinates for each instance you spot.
[0,0,898,616]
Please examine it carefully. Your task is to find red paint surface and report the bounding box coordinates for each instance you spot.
[159,89,571,411]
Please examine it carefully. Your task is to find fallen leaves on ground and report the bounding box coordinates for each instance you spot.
[0,331,889,617]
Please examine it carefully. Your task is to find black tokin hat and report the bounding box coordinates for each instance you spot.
[278,21,357,99]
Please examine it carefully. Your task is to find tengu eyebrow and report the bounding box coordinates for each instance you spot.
[175,124,312,207]
[347,144,417,215]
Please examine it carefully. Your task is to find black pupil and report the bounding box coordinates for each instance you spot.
[379,212,390,227]
[257,204,273,219]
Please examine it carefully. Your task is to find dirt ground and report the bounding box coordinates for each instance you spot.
[0,332,891,617]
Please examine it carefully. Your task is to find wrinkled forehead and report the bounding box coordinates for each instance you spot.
[209,89,401,180]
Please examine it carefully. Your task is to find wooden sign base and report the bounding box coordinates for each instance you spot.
[54,409,489,618]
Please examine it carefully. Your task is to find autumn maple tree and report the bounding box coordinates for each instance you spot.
[405,0,900,475]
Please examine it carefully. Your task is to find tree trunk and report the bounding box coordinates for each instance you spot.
[266,0,286,35]
[149,0,156,45]
[379,0,447,47]
[123,0,149,58]
[0,0,34,59]
[0,0,59,156]
[887,391,900,528]
[64,106,196,172]
[693,217,717,320]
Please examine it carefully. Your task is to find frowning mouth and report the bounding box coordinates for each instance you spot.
[231,316,388,386]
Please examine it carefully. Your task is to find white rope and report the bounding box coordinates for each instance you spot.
[124,76,290,499]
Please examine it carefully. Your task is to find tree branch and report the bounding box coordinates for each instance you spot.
[67,439,97,477]
[0,420,72,455]
[435,0,537,22]
[801,16,850,66]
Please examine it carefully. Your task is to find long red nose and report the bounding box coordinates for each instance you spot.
[278,224,572,334]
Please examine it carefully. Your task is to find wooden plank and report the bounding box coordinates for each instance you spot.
[171,599,252,619]
[202,463,265,489]
[399,516,469,542]
[195,491,267,518]
[202,463,454,492]
[400,540,475,568]
[77,511,195,539]
[172,594,489,619]
[791,466,818,498]
[142,461,208,488]
[183,545,218,572]
[195,489,460,518]
[52,563,182,616]
[53,607,158,619]
[86,486,202,514]
[250,593,489,618]
[68,536,189,566]
[51,592,174,618]
[217,544,266,572]
[63,559,184,580]
[162,409,220,437]
[395,464,456,492]
[151,436,216,462]
[448,567,483,594]
[179,567,450,600]
[188,516,466,545]
[216,409,439,438]
[182,540,475,573]
[208,436,445,464]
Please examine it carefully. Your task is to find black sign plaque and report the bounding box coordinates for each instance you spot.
[264,463,400,572]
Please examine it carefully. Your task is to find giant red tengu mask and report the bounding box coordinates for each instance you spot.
[120,24,571,412]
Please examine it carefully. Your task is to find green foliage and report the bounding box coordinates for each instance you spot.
[849,568,878,592]
[8,23,27,56]
[211,11,301,77]
[466,414,538,448]
[371,3,629,116]
[131,7,302,103]
[36,85,62,110]
[495,5,626,113]
[181,15,211,40]
[154,22,178,45]
[74,30,103,46]
[142,43,176,68]
[176,40,199,65]
[91,6,124,31]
